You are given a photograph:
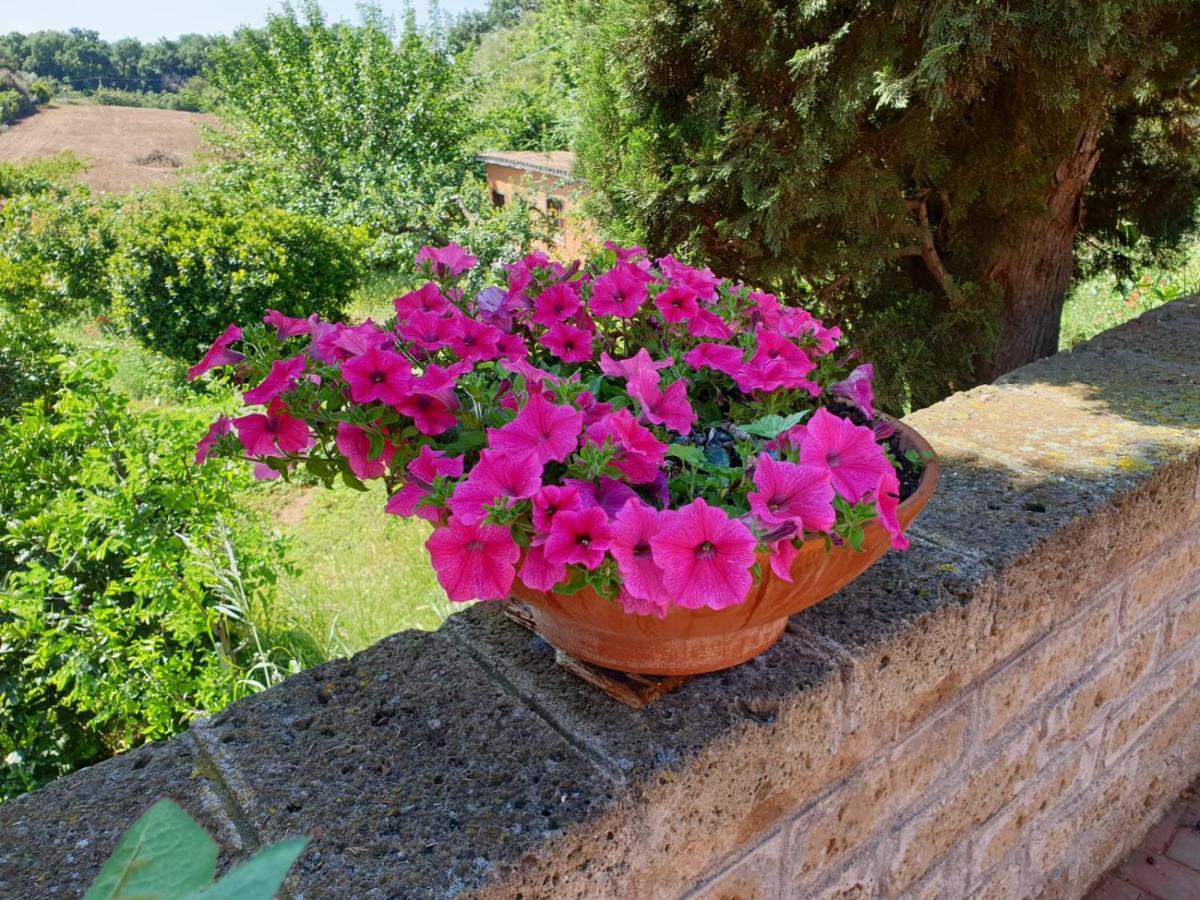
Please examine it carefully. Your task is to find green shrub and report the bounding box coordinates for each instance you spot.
[29,80,51,105]
[109,188,364,360]
[0,355,292,800]
[0,89,20,123]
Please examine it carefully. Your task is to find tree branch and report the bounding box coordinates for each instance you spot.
[906,191,964,304]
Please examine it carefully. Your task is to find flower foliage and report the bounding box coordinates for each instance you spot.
[192,244,913,614]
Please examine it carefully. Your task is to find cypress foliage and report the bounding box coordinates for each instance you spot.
[574,0,1200,409]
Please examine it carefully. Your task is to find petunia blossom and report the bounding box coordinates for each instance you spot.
[233,399,313,458]
[398,309,457,352]
[195,416,232,465]
[264,309,317,340]
[448,449,542,524]
[748,453,836,533]
[598,348,672,385]
[650,498,758,610]
[684,343,745,377]
[487,391,584,467]
[829,364,876,419]
[653,284,699,324]
[565,476,640,519]
[341,347,412,405]
[873,466,909,550]
[394,363,461,436]
[589,264,649,317]
[447,317,503,363]
[542,506,614,570]
[426,517,519,601]
[394,282,451,320]
[386,446,464,521]
[188,323,244,380]
[688,308,733,340]
[335,422,395,480]
[800,408,891,503]
[584,409,667,484]
[531,484,584,532]
[610,500,671,614]
[416,243,477,279]
[767,537,800,582]
[630,374,697,435]
[518,544,567,591]
[244,355,307,405]
[532,283,582,327]
[542,322,594,363]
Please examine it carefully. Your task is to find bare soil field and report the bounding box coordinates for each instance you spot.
[0,103,217,193]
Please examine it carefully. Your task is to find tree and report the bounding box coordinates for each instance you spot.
[575,0,1200,408]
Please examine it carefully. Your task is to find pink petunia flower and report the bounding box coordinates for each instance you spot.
[335,422,395,480]
[778,307,841,354]
[531,484,584,532]
[233,399,314,458]
[653,285,700,324]
[747,453,836,533]
[394,363,461,436]
[598,348,672,384]
[448,317,503,363]
[518,543,567,591]
[873,466,909,550]
[244,355,307,405]
[332,320,394,358]
[688,308,733,340]
[416,243,478,279]
[487,391,584,467]
[658,255,720,302]
[194,416,232,465]
[341,347,412,405]
[829,364,876,419]
[531,283,582,327]
[610,500,671,614]
[604,241,648,263]
[768,537,800,582]
[630,373,697,435]
[800,408,891,503]
[263,309,317,340]
[497,332,529,361]
[650,498,758,610]
[386,446,464,521]
[584,409,668,484]
[542,322,594,363]
[617,586,669,619]
[426,517,519,601]
[448,449,542,525]
[398,309,457,352]
[188,324,244,380]
[589,264,649,317]
[542,506,614,570]
[683,343,745,377]
[394,282,451,320]
[748,291,781,327]
[565,476,640,518]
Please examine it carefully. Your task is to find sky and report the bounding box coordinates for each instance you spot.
[2,0,491,42]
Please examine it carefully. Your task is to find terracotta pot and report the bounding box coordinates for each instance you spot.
[510,417,940,676]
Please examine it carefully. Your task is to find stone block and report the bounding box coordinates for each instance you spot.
[979,591,1115,743]
[1103,653,1199,768]
[790,703,970,884]
[689,828,786,900]
[1165,590,1200,659]
[884,724,1039,894]
[1121,537,1200,630]
[0,736,238,898]
[1039,619,1162,758]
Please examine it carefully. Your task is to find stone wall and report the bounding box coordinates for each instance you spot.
[2,299,1199,899]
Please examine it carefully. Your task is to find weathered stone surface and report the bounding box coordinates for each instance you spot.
[0,736,238,898]
[192,629,621,899]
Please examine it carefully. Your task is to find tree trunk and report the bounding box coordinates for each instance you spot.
[983,123,1102,379]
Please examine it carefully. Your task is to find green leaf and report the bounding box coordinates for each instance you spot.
[193,837,309,900]
[666,444,706,466]
[740,410,811,439]
[84,800,217,900]
[341,470,369,492]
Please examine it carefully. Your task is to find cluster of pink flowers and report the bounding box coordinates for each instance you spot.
[192,243,912,616]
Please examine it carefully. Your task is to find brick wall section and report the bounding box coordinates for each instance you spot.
[2,298,1199,899]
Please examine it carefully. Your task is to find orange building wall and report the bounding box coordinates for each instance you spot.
[484,163,595,262]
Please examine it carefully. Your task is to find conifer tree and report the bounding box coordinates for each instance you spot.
[575,0,1200,407]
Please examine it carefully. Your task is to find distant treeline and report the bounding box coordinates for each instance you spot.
[0,29,223,92]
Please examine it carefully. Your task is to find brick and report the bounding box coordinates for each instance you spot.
[1115,852,1200,900]
[1166,826,1200,871]
[966,856,1028,900]
[981,593,1115,742]
[1121,538,1200,630]
[1040,621,1162,757]
[791,705,970,883]
[970,735,1098,876]
[898,845,970,900]
[1031,758,1138,879]
[1103,654,1199,767]
[692,829,786,900]
[1165,590,1200,659]
[800,845,880,900]
[886,725,1039,894]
